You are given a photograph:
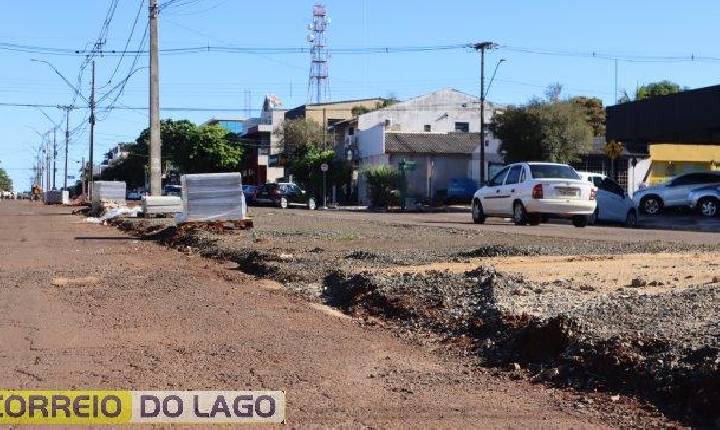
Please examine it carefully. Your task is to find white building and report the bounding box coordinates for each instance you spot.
[347,88,503,204]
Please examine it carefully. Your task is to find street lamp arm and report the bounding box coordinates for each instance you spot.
[30,59,89,103]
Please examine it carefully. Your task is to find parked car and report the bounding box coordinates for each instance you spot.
[633,172,720,215]
[126,190,142,200]
[472,162,596,227]
[446,177,478,203]
[593,178,637,226]
[688,184,720,217]
[163,184,182,197]
[577,171,605,188]
[242,185,257,204]
[254,183,317,210]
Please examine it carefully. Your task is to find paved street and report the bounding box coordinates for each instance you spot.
[0,200,635,428]
[273,207,720,246]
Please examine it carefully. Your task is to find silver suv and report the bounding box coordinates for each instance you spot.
[634,172,720,215]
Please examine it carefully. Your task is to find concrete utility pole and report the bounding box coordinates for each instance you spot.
[88,61,96,200]
[60,106,73,190]
[473,42,497,185]
[149,0,162,196]
[52,127,57,190]
[45,138,51,194]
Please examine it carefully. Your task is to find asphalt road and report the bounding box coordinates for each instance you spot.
[0,200,623,428]
[267,208,720,246]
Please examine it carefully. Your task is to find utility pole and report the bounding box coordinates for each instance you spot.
[45,137,51,195]
[149,0,162,196]
[81,157,86,198]
[473,42,497,185]
[88,61,96,201]
[59,106,73,190]
[52,127,57,190]
[614,59,619,104]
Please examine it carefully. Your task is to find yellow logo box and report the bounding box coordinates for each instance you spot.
[0,390,285,425]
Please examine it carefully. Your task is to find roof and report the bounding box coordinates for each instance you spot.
[384,132,482,155]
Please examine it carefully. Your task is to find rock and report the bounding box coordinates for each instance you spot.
[629,277,647,288]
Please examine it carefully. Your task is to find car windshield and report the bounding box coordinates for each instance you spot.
[529,164,580,180]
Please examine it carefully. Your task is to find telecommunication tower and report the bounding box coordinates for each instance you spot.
[307,4,330,104]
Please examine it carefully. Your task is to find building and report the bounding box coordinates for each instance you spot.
[606,84,720,191]
[239,95,287,185]
[342,88,502,204]
[205,117,254,136]
[285,98,387,128]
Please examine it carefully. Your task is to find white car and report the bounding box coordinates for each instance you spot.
[472,162,597,227]
[633,172,720,215]
[576,171,637,226]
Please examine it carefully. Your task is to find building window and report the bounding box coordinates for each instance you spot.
[424,125,432,132]
[455,122,469,133]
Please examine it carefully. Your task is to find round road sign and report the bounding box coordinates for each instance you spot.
[320,163,329,172]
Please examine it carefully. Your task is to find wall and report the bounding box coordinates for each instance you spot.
[646,143,720,185]
[357,123,386,159]
[356,89,495,134]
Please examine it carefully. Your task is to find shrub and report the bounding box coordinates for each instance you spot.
[364,165,401,208]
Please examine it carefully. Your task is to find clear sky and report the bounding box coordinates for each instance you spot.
[1,0,719,191]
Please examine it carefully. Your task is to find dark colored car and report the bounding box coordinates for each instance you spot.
[242,185,257,204]
[446,177,478,203]
[254,182,317,210]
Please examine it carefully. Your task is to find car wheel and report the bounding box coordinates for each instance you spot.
[588,208,599,225]
[572,215,589,228]
[307,198,317,211]
[512,202,528,225]
[624,210,638,228]
[471,199,486,224]
[698,197,719,217]
[640,196,663,215]
[279,197,289,209]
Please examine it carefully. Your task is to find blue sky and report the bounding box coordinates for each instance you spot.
[2,0,719,191]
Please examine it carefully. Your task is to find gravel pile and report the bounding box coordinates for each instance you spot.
[320,267,720,425]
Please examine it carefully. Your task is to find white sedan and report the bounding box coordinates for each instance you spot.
[472,162,597,227]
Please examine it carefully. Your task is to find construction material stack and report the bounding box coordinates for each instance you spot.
[92,181,126,213]
[44,190,69,205]
[141,196,183,216]
[178,173,247,223]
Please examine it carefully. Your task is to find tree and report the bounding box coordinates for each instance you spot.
[570,96,605,137]
[275,118,324,156]
[545,82,563,102]
[0,164,12,191]
[101,119,243,187]
[635,80,684,100]
[491,100,593,164]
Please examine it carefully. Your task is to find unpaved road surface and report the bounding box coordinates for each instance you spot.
[0,200,660,428]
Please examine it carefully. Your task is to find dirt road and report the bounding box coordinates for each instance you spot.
[0,200,648,428]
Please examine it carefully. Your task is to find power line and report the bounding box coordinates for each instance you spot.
[0,41,471,56]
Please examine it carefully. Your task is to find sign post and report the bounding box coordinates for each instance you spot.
[320,163,329,210]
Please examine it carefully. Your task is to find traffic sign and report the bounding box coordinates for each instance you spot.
[320,163,329,172]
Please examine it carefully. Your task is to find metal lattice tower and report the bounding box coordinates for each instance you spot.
[307,4,330,104]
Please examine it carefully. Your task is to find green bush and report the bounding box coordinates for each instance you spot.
[364,165,401,208]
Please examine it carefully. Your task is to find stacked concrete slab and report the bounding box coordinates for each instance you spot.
[178,172,247,222]
[44,190,69,205]
[141,196,183,216]
[92,181,126,212]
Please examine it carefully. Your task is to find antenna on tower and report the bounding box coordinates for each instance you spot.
[307,4,330,104]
